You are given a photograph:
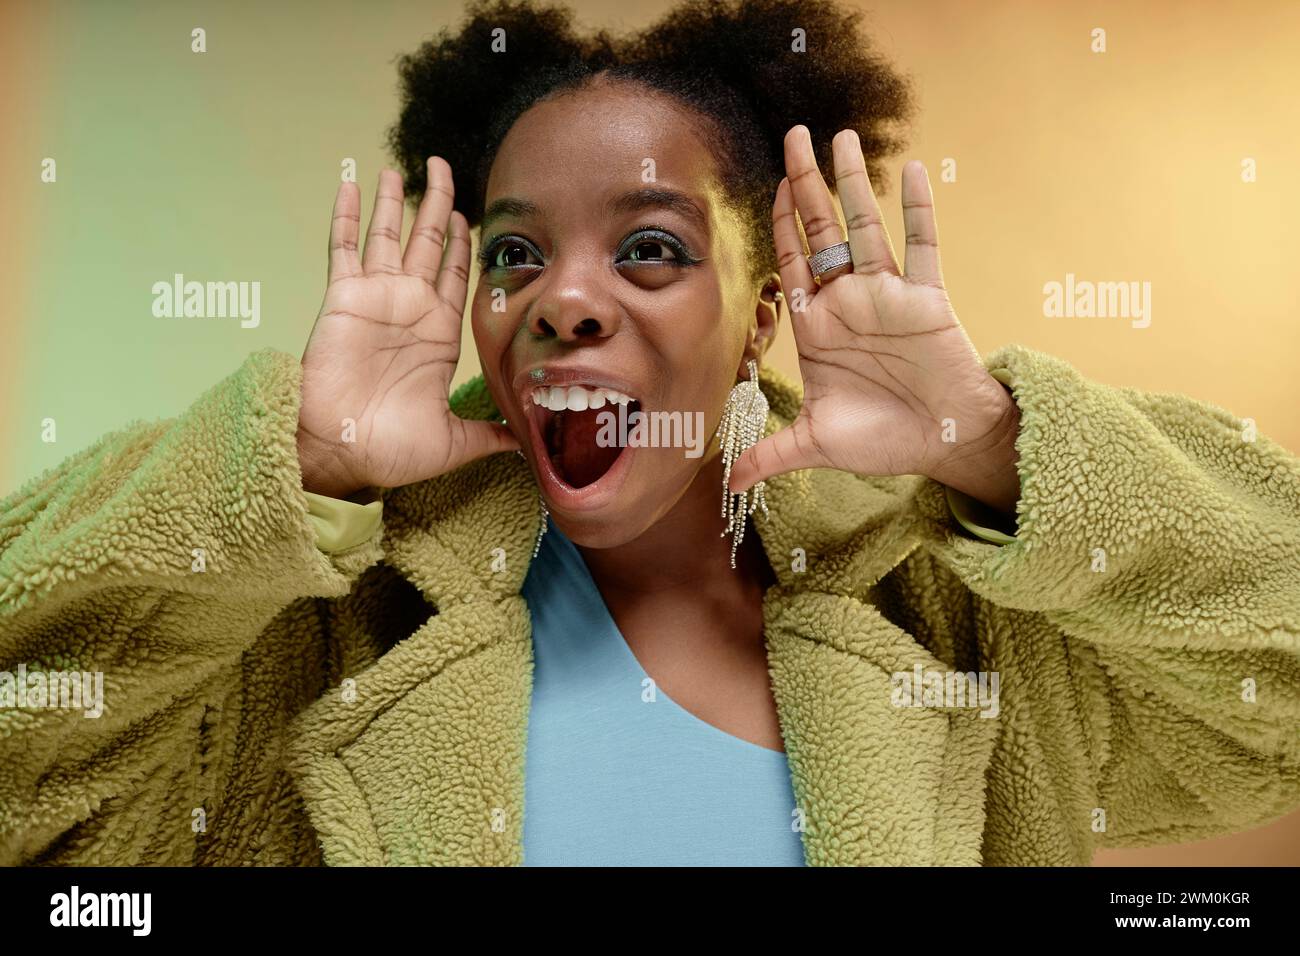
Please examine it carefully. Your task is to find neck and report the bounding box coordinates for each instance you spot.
[576,452,775,599]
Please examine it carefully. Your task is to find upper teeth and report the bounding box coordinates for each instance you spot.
[531,385,635,411]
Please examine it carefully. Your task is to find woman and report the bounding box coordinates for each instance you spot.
[2,0,1298,867]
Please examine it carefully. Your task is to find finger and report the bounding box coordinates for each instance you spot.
[436,210,472,312]
[455,418,521,464]
[726,420,822,493]
[403,157,455,286]
[771,177,815,307]
[832,129,900,277]
[362,168,406,274]
[784,125,852,284]
[327,181,362,283]
[901,160,944,288]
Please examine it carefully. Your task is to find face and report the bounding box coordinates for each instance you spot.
[471,77,776,549]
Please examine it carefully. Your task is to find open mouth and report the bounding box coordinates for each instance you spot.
[530,384,642,489]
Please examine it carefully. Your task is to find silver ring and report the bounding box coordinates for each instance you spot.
[807,241,852,279]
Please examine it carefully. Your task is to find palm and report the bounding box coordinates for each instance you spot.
[790,272,1000,479]
[731,127,1014,492]
[298,161,516,496]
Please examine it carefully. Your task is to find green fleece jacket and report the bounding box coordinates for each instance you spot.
[1,346,1298,866]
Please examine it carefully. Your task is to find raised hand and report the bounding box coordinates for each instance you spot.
[729,126,1022,515]
[296,159,518,498]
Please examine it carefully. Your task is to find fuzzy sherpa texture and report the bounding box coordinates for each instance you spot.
[1,346,1298,865]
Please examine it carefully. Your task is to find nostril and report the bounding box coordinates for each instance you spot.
[531,314,604,339]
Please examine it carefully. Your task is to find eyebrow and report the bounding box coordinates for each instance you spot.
[479,188,709,235]
[607,188,709,233]
[480,197,541,235]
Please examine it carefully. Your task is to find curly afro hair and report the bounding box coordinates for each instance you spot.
[387,0,915,283]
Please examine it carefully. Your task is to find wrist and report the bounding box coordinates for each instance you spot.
[297,426,367,499]
[929,389,1022,516]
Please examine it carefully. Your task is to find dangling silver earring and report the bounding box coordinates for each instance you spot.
[532,494,549,558]
[717,359,770,569]
[516,447,549,559]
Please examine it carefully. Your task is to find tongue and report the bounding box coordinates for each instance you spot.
[546,406,627,488]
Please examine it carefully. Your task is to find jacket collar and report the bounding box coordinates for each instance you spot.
[287,367,997,865]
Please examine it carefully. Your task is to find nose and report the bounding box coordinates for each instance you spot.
[526,258,621,341]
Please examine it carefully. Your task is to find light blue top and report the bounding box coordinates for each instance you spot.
[520,517,807,866]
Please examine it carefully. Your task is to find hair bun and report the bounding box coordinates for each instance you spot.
[388,0,914,280]
[624,0,914,194]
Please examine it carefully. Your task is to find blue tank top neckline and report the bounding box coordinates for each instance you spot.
[519,516,807,866]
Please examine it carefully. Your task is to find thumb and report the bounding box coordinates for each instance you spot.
[456,418,521,464]
[727,420,822,493]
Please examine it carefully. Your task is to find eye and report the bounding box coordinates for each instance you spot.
[616,228,697,266]
[479,236,542,271]
[626,238,677,262]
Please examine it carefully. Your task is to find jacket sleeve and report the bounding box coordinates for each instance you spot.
[911,345,1300,859]
[304,489,384,553]
[0,348,383,864]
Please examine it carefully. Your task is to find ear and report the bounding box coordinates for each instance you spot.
[737,272,783,377]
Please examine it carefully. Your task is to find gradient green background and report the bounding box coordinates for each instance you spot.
[3,0,450,488]
[3,0,1299,864]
